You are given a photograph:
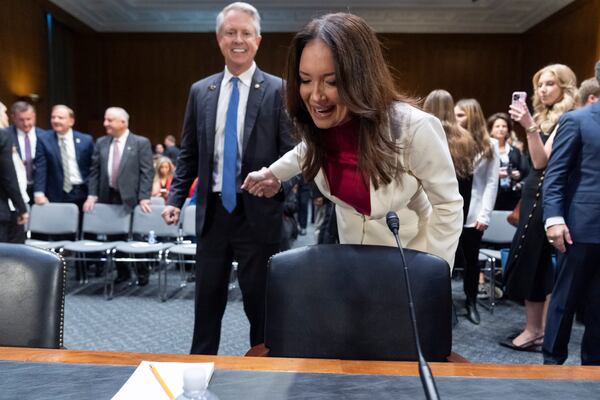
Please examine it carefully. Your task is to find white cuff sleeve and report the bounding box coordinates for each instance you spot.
[545,216,565,230]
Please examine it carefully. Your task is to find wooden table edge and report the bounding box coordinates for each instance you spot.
[1,347,599,380]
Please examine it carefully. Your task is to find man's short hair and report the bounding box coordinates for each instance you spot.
[10,101,35,115]
[105,107,130,123]
[216,2,261,36]
[164,134,176,144]
[578,77,600,106]
[595,60,600,82]
[52,104,75,119]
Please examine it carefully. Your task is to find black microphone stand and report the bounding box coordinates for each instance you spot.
[386,212,440,400]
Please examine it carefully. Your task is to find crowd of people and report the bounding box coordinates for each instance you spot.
[1,2,599,366]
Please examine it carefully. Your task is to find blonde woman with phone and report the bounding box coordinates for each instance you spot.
[502,64,578,352]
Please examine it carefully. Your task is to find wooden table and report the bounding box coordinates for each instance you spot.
[1,346,599,380]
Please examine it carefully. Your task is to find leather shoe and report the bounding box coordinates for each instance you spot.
[499,336,543,352]
[138,275,149,287]
[465,300,480,325]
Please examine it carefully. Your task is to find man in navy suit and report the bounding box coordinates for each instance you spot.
[543,61,600,365]
[162,2,294,354]
[34,105,94,209]
[8,101,47,203]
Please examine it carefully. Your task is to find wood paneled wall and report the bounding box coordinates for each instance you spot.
[522,0,600,90]
[3,0,598,144]
[0,0,49,126]
[71,32,522,142]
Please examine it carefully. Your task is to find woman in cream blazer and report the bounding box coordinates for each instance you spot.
[243,13,463,268]
[263,102,463,268]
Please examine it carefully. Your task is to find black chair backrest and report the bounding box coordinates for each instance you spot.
[0,244,66,348]
[265,244,452,361]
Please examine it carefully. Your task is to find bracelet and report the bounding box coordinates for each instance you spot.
[526,124,539,134]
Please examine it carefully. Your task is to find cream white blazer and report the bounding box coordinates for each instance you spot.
[270,102,463,268]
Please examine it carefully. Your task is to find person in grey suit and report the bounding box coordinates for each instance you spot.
[0,128,28,242]
[162,2,295,354]
[83,107,153,214]
[542,61,600,365]
[84,107,154,284]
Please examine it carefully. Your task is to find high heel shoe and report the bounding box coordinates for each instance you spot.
[499,335,544,352]
[465,299,480,325]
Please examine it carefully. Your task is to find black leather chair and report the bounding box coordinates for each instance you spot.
[0,244,66,348]
[261,244,453,362]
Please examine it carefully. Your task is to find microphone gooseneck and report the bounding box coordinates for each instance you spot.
[386,211,440,400]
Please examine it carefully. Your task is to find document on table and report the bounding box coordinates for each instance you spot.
[112,360,215,400]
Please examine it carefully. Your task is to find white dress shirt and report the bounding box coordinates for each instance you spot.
[107,130,129,187]
[212,62,256,192]
[8,148,29,211]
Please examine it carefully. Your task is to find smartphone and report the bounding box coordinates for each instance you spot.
[511,91,527,106]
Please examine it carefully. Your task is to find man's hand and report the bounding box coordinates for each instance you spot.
[34,195,49,205]
[16,212,29,225]
[474,221,488,232]
[546,223,573,253]
[241,167,281,198]
[82,197,97,212]
[161,205,181,225]
[139,199,152,213]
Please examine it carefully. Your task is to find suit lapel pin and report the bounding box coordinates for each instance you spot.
[209,84,217,91]
[127,146,132,151]
[254,83,260,89]
[75,138,81,143]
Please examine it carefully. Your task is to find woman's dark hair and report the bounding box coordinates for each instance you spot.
[285,13,413,188]
[486,112,513,141]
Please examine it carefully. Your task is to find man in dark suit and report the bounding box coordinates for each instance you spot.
[0,129,28,242]
[33,105,94,209]
[163,134,180,165]
[162,2,294,354]
[84,107,154,284]
[8,101,47,203]
[543,61,600,365]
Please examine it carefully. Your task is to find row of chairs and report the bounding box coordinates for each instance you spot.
[25,202,198,301]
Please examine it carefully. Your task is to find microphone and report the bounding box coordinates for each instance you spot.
[386,211,440,400]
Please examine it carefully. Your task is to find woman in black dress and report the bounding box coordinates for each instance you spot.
[502,64,578,351]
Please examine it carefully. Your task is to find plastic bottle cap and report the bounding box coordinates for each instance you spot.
[183,367,208,393]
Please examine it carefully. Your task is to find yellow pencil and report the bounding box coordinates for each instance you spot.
[149,363,175,400]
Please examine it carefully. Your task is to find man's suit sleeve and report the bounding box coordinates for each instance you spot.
[0,130,27,214]
[33,138,48,194]
[87,139,101,197]
[137,136,154,201]
[168,85,200,209]
[543,112,581,221]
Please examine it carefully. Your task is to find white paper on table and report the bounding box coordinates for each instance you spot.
[111,360,215,400]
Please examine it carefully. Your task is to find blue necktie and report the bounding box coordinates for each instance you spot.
[222,77,239,213]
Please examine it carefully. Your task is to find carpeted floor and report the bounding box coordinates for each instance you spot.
[63,223,584,364]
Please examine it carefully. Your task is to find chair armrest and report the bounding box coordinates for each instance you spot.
[245,343,270,357]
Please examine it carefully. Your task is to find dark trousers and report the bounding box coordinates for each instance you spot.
[62,184,88,210]
[543,242,600,365]
[460,227,484,301]
[0,212,26,243]
[296,183,311,229]
[190,193,279,355]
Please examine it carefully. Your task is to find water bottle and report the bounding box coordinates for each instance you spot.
[175,368,219,400]
[148,230,157,244]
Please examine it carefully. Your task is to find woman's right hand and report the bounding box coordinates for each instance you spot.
[509,101,534,130]
[241,167,281,198]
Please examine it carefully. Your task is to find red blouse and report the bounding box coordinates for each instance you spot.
[322,118,371,216]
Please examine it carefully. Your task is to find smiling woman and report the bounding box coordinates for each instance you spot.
[242,13,464,268]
